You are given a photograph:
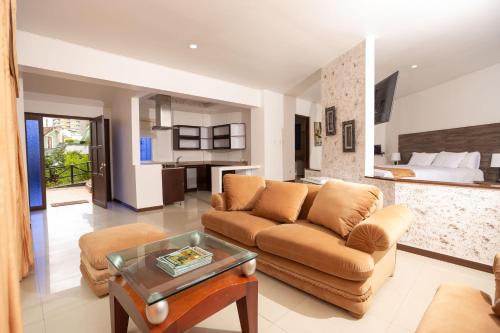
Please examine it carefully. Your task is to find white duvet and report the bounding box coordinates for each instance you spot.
[374,164,484,183]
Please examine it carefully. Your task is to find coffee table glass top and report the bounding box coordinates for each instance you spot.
[106,230,257,305]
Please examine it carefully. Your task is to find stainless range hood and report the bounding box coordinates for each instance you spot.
[151,94,174,130]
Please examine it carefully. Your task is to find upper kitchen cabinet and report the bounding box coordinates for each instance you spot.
[213,123,246,150]
[173,125,201,150]
[173,123,246,150]
[200,126,213,150]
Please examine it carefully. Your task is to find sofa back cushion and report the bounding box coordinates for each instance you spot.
[307,180,383,238]
[224,174,266,211]
[252,180,308,223]
[298,184,322,219]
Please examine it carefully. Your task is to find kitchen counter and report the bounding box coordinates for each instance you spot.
[211,165,261,193]
[141,160,248,167]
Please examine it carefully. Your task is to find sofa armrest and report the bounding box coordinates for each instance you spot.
[211,193,226,211]
[346,205,413,254]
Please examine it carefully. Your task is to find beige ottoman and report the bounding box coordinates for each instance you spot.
[78,223,167,297]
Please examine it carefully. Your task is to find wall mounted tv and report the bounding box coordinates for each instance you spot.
[375,71,398,125]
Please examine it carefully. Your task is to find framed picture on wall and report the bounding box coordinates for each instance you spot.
[313,122,322,146]
[342,120,355,152]
[325,106,336,136]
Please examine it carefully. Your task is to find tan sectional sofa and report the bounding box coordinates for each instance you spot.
[202,177,412,317]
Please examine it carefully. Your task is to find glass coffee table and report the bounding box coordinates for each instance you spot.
[106,230,258,333]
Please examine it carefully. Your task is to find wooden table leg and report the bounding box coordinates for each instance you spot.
[236,280,258,333]
[110,293,129,333]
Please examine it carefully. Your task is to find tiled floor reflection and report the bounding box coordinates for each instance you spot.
[22,191,495,333]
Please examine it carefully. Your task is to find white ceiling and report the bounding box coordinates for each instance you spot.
[17,0,500,102]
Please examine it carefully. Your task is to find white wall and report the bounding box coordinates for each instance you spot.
[378,63,500,163]
[262,91,285,180]
[17,31,261,108]
[111,92,137,207]
[24,92,109,118]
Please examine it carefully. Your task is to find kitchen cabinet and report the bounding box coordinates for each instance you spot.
[196,165,212,191]
[213,123,246,150]
[184,167,198,191]
[173,123,246,151]
[200,127,213,150]
[162,168,185,205]
[173,126,201,150]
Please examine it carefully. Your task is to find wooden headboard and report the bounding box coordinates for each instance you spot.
[398,123,500,182]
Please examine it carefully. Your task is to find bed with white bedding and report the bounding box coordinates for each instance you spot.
[374,164,484,183]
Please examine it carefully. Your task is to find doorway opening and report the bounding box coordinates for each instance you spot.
[43,116,91,207]
[295,114,310,179]
[25,113,110,210]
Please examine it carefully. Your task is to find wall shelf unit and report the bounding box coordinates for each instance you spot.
[213,123,246,150]
[200,126,213,150]
[173,125,201,150]
[173,123,246,151]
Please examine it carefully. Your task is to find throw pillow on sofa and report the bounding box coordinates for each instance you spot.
[307,180,382,238]
[223,174,266,211]
[252,180,308,223]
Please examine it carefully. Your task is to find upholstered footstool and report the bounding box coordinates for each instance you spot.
[78,223,167,297]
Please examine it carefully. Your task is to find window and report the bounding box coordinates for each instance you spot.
[140,137,152,161]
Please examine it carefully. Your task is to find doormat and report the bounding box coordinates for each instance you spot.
[51,200,89,207]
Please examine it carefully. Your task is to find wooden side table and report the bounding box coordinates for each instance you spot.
[109,269,258,333]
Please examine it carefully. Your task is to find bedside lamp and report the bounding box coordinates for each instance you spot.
[491,153,500,182]
[391,153,401,165]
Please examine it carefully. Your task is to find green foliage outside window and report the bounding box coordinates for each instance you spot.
[45,147,91,188]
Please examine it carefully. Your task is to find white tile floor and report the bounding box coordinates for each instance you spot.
[22,191,495,333]
[46,186,92,206]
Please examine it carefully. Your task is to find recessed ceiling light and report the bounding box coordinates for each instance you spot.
[411,64,418,69]
[189,44,198,49]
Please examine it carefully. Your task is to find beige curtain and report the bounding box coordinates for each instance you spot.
[1,0,35,332]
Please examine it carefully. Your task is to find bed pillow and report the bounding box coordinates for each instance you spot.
[432,151,467,168]
[458,151,481,169]
[408,153,437,166]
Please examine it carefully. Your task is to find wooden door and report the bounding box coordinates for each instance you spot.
[90,116,108,208]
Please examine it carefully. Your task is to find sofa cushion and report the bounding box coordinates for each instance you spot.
[255,221,374,281]
[307,180,383,238]
[224,174,266,211]
[416,284,499,333]
[202,210,279,246]
[298,184,322,219]
[79,223,167,270]
[252,180,308,223]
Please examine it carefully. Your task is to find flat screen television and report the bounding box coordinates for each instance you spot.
[375,71,398,125]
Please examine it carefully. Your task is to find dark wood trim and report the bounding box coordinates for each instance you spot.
[25,112,94,121]
[365,176,500,191]
[113,199,163,212]
[397,243,492,273]
[105,119,112,201]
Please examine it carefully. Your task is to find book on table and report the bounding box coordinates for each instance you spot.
[156,246,213,277]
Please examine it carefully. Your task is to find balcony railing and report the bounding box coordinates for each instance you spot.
[45,161,91,188]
